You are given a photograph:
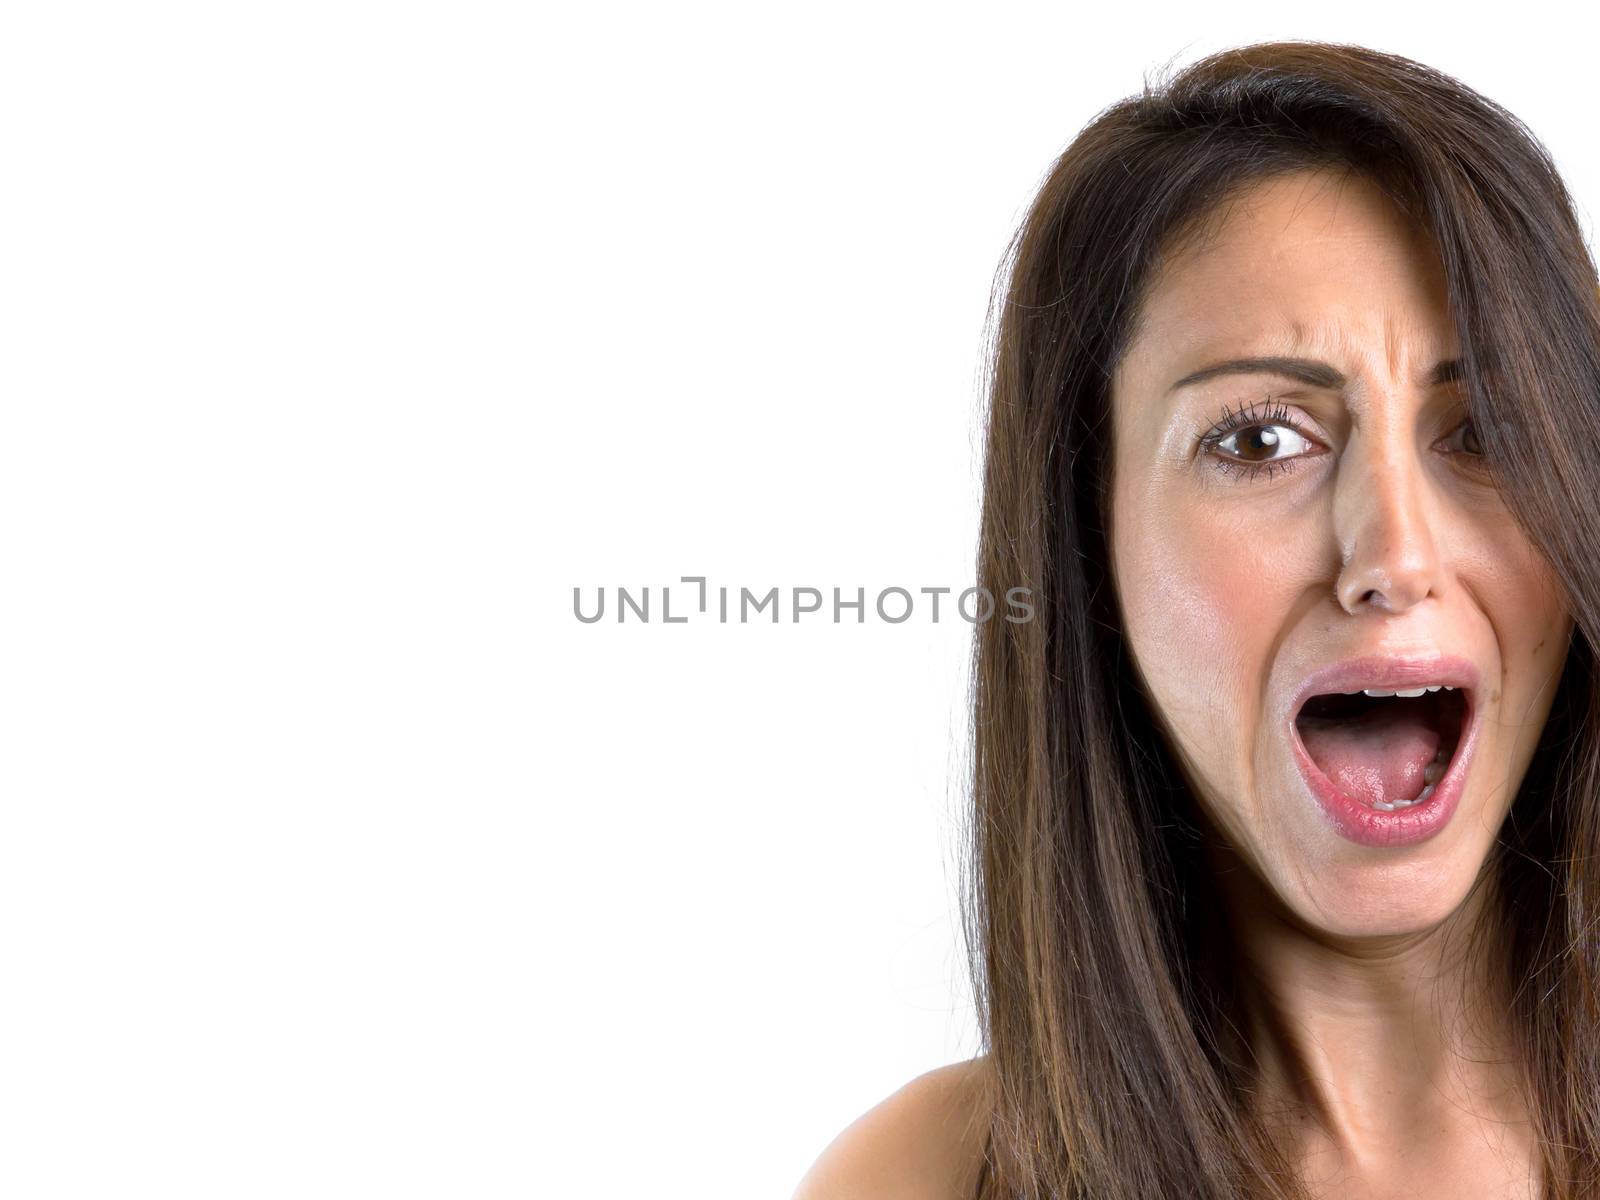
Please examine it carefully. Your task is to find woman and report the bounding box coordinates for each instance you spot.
[795,40,1600,1200]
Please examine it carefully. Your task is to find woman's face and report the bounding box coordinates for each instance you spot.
[1109,168,1572,938]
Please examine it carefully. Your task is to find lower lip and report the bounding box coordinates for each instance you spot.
[1289,696,1480,849]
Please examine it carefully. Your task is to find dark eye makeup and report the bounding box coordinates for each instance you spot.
[1196,397,1324,481]
[1195,396,1485,484]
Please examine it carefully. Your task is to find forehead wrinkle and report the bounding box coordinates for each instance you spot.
[1229,313,1451,388]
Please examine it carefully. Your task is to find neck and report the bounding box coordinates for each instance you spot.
[1207,851,1534,1186]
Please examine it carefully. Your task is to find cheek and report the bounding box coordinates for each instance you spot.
[1113,486,1288,785]
[1476,520,1574,727]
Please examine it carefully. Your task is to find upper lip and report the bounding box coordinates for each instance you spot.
[1289,653,1482,720]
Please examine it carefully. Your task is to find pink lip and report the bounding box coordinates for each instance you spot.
[1286,654,1483,849]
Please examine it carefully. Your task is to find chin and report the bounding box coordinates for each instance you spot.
[1273,845,1493,942]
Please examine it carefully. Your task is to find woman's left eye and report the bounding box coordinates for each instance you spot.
[1437,419,1484,456]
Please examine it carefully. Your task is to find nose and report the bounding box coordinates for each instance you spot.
[1332,431,1444,615]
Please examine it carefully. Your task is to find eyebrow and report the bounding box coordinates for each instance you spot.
[1165,355,1462,394]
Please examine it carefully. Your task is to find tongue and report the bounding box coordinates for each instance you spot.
[1299,702,1441,806]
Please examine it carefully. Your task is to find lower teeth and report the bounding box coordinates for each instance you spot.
[1371,750,1449,812]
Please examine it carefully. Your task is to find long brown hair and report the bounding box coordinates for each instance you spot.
[963,40,1600,1199]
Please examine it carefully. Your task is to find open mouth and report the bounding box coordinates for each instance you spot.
[1294,685,1469,812]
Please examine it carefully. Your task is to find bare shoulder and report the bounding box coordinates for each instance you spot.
[791,1057,993,1200]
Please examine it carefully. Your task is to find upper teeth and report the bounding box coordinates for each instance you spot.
[1353,684,1455,697]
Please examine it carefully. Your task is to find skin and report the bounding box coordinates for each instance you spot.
[795,165,1575,1200]
[1108,167,1573,1197]
[791,1060,990,1200]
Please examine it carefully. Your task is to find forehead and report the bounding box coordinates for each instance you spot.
[1115,168,1454,398]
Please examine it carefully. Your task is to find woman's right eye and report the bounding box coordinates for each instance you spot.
[1196,399,1328,481]
[1210,423,1319,465]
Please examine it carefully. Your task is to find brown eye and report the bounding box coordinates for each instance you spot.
[1442,420,1483,456]
[1198,399,1326,482]
[1213,423,1315,464]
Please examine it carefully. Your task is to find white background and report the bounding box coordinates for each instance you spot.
[3,5,1595,1197]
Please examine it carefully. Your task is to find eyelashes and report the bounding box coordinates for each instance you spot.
[1196,396,1323,481]
[1195,396,1488,484]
